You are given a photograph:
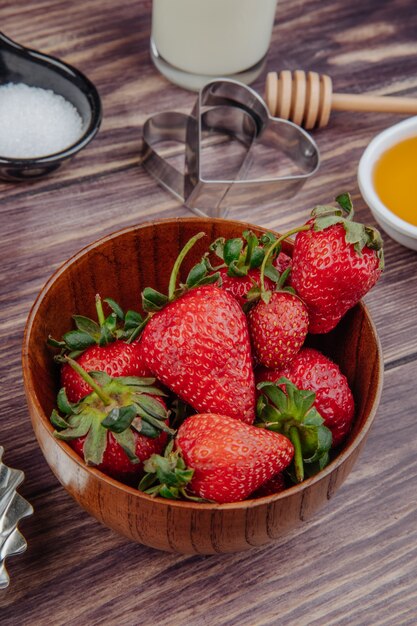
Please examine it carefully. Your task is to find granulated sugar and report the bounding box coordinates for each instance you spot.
[0,83,83,159]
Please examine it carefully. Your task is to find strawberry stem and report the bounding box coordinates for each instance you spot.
[259,225,311,293]
[95,294,106,327]
[168,232,205,301]
[288,425,304,482]
[64,356,112,405]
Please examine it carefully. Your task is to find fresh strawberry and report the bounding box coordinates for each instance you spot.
[217,267,275,307]
[216,250,293,307]
[290,193,384,333]
[70,428,168,482]
[256,347,355,447]
[248,291,309,368]
[274,251,292,274]
[49,294,152,403]
[140,414,294,503]
[140,284,256,424]
[188,230,292,308]
[61,340,152,403]
[252,472,286,497]
[138,233,256,423]
[256,377,332,482]
[51,359,173,481]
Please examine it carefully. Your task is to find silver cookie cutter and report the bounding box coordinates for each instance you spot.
[141,79,320,218]
[0,446,33,589]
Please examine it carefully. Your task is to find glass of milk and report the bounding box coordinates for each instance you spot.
[151,0,278,90]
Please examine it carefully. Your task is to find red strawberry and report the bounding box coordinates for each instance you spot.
[51,359,173,481]
[61,340,152,403]
[141,414,294,503]
[49,294,152,403]
[248,291,309,368]
[256,347,355,447]
[140,285,255,424]
[70,427,168,482]
[204,231,292,307]
[252,472,286,497]
[290,194,384,333]
[218,267,275,307]
[274,251,292,274]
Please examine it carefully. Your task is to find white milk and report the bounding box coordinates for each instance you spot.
[151,0,278,86]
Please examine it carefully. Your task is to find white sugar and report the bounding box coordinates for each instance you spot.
[0,82,83,159]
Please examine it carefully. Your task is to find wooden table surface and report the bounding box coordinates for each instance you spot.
[1,0,417,624]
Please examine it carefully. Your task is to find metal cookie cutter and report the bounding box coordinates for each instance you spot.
[141,79,320,218]
[0,446,33,589]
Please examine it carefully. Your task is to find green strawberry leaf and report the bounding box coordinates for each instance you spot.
[343,221,369,254]
[101,404,138,433]
[242,231,258,265]
[124,310,144,331]
[245,283,262,303]
[47,335,66,349]
[335,192,354,216]
[53,412,93,441]
[104,298,125,320]
[223,238,243,265]
[62,330,97,351]
[303,424,332,463]
[249,246,265,269]
[133,419,159,438]
[113,429,139,463]
[83,417,108,466]
[311,204,344,219]
[261,289,272,305]
[140,412,175,436]
[99,322,115,346]
[255,378,332,483]
[264,263,280,283]
[277,267,292,289]
[259,403,284,425]
[227,259,249,277]
[260,232,277,246]
[186,260,209,288]
[209,237,226,260]
[50,409,71,429]
[196,272,221,286]
[139,442,194,500]
[313,215,345,232]
[142,287,169,312]
[135,395,167,420]
[257,381,287,413]
[89,371,112,387]
[72,315,101,339]
[57,387,74,415]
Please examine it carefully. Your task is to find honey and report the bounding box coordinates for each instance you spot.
[373,135,417,226]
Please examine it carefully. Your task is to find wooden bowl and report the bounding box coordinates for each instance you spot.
[22,218,383,554]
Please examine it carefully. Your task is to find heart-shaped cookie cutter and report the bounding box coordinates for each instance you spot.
[141,79,320,218]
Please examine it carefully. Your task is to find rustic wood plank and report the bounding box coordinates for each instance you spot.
[1,360,416,625]
[1,0,417,622]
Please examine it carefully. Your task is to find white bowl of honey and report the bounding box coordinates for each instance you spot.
[358,116,417,251]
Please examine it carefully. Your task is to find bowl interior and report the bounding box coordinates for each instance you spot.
[22,218,383,552]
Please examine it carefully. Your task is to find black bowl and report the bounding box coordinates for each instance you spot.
[0,32,102,181]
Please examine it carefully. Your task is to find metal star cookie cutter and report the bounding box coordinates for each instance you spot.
[141,79,320,218]
[0,446,33,589]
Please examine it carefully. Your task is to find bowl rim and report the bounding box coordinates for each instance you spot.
[358,115,417,238]
[22,217,384,511]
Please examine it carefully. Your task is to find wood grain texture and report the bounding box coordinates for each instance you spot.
[1,0,417,622]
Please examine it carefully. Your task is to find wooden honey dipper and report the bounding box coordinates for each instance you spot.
[265,70,417,129]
